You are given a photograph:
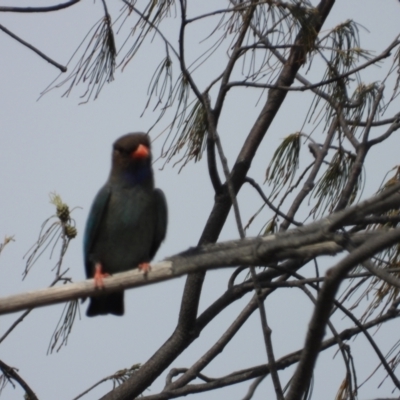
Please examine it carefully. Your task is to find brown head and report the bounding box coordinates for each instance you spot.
[110,133,153,185]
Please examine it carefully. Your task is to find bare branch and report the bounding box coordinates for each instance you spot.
[0,359,38,400]
[163,289,272,392]
[245,177,303,226]
[1,222,400,316]
[368,113,400,146]
[286,228,400,400]
[0,0,80,13]
[0,24,67,72]
[139,306,400,399]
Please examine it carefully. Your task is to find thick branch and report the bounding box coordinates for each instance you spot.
[0,227,396,316]
[2,186,400,315]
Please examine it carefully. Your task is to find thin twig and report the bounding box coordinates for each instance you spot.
[368,112,400,147]
[0,309,31,344]
[0,24,67,72]
[227,39,400,92]
[0,0,80,13]
[245,177,302,226]
[242,375,266,400]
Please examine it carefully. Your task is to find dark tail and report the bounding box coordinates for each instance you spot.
[86,292,124,317]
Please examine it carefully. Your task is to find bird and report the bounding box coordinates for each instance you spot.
[83,132,167,317]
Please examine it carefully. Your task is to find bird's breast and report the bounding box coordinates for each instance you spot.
[91,186,157,273]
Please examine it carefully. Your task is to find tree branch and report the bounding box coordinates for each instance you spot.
[0,359,38,400]
[138,305,400,399]
[0,0,80,13]
[285,227,400,400]
[0,225,396,316]
[2,187,400,316]
[0,24,67,72]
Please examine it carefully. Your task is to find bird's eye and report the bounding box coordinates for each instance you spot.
[114,146,129,155]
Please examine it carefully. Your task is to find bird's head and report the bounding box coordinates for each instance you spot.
[111,132,153,185]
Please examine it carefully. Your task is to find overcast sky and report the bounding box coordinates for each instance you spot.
[1,1,400,399]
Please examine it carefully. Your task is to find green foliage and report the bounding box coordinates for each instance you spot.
[42,15,116,103]
[352,169,400,322]
[22,194,80,354]
[110,364,141,388]
[145,56,173,114]
[265,133,301,200]
[47,300,80,354]
[0,236,14,258]
[73,364,141,399]
[347,83,382,131]
[309,20,372,128]
[310,149,362,218]
[262,217,278,236]
[163,99,208,170]
[118,0,176,72]
[23,193,78,278]
[287,2,319,56]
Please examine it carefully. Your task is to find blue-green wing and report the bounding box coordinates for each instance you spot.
[83,185,111,278]
[149,188,168,260]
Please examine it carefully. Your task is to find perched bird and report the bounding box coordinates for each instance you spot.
[83,133,167,317]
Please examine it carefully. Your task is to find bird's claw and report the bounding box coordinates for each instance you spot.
[94,263,110,288]
[138,262,151,274]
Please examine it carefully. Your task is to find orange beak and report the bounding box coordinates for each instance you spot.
[132,144,150,160]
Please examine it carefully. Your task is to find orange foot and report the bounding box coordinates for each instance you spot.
[138,262,151,274]
[93,263,110,288]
